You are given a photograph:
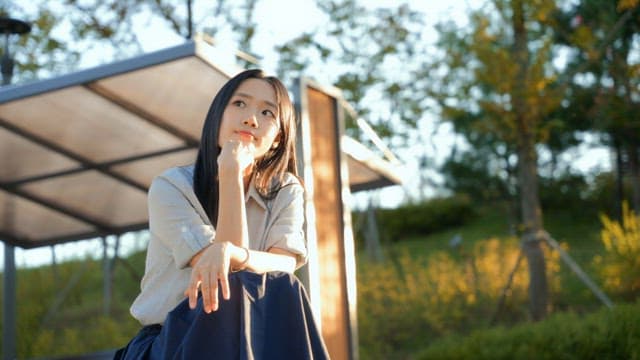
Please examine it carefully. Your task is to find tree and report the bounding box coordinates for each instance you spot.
[6,0,438,203]
[555,0,640,216]
[420,0,573,320]
[1,0,261,84]
[275,1,427,150]
[0,3,79,83]
[440,126,520,231]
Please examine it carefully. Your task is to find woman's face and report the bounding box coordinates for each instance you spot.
[218,78,281,159]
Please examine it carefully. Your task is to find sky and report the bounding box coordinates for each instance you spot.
[1,0,612,269]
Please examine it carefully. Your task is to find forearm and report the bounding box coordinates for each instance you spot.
[216,173,249,248]
[229,244,297,274]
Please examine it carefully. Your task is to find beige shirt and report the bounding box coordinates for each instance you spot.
[130,165,307,326]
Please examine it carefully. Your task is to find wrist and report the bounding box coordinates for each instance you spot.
[230,244,250,272]
[218,167,243,180]
[189,242,212,267]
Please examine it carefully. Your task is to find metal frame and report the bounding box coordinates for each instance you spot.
[0,41,198,103]
[0,40,215,249]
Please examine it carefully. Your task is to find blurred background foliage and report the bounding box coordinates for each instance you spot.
[1,0,640,358]
[1,179,639,358]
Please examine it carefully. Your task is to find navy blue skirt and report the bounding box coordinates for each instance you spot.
[115,271,329,360]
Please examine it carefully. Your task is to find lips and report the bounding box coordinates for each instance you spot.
[236,131,255,141]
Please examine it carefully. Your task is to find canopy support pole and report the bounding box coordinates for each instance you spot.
[3,243,17,360]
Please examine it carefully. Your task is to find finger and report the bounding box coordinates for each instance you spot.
[226,138,243,149]
[219,269,230,300]
[187,274,200,309]
[244,142,256,153]
[201,272,212,313]
[211,276,220,312]
[237,140,254,152]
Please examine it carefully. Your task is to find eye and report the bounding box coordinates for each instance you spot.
[232,99,246,107]
[262,109,276,118]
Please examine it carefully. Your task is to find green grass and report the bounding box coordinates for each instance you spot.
[372,203,604,267]
[354,203,626,358]
[374,204,606,294]
[385,204,513,253]
[415,300,640,359]
[0,250,146,358]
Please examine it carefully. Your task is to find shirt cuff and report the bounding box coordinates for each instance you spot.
[174,224,215,269]
[267,230,308,269]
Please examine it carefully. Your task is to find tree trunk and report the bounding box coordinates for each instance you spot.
[365,200,383,262]
[614,137,625,220]
[627,142,640,212]
[51,245,59,284]
[618,43,640,213]
[517,141,549,321]
[511,0,548,321]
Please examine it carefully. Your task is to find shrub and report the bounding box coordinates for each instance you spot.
[595,202,640,298]
[356,194,476,243]
[8,254,142,358]
[357,237,563,359]
[416,301,640,359]
[585,171,637,217]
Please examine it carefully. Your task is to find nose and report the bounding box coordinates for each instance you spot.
[243,114,258,128]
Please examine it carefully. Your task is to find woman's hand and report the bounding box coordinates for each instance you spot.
[185,241,232,313]
[185,242,251,313]
[218,137,255,176]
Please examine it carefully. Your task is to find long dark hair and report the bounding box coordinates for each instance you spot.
[193,69,298,226]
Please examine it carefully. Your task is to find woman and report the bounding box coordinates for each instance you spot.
[116,69,328,359]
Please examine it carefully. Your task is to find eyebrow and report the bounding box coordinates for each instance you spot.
[235,92,278,111]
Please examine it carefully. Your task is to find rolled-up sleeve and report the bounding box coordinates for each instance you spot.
[147,176,215,269]
[264,183,308,269]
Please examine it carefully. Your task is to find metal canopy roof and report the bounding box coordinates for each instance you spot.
[0,36,401,249]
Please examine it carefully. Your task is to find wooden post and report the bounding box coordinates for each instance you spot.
[295,78,359,360]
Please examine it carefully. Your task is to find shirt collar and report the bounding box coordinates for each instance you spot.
[245,177,267,210]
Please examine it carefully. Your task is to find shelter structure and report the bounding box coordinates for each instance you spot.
[0,34,402,359]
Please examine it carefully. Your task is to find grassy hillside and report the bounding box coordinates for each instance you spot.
[0,249,146,357]
[0,203,635,359]
[354,204,632,359]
